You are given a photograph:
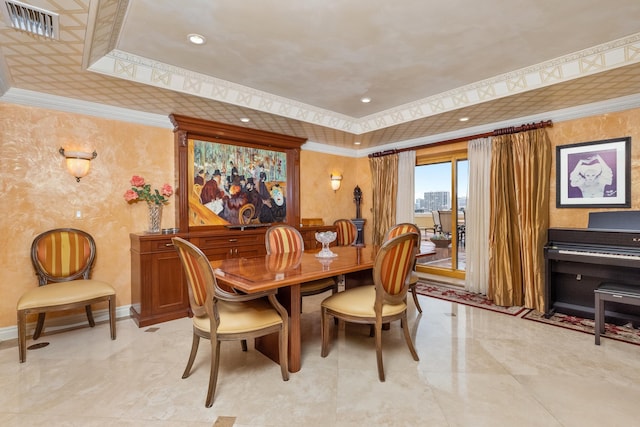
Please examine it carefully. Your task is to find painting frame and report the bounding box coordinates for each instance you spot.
[556,137,631,208]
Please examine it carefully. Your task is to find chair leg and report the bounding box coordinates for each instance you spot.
[85,305,96,327]
[410,284,423,313]
[109,295,116,340]
[279,318,289,381]
[374,320,385,382]
[182,333,200,379]
[18,310,27,363]
[32,313,46,340]
[320,307,330,358]
[401,314,419,361]
[206,338,221,408]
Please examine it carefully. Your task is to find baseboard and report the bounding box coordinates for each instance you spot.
[0,305,132,343]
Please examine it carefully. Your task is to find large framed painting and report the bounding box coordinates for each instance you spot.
[170,114,305,232]
[188,139,288,226]
[556,137,631,208]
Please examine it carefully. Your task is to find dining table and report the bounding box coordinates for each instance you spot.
[213,244,376,372]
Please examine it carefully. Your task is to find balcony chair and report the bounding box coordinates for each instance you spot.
[17,228,116,362]
[172,237,289,407]
[320,232,420,381]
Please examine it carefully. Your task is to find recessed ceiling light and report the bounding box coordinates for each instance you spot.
[354,141,361,145]
[459,117,469,122]
[240,117,250,123]
[188,33,206,45]
[360,97,371,103]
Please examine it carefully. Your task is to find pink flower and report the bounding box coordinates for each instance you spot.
[161,183,174,197]
[130,175,145,187]
[123,189,139,202]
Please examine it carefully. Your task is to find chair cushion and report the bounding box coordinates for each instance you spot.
[193,298,283,334]
[17,279,115,310]
[301,278,336,294]
[321,285,406,318]
[408,271,418,285]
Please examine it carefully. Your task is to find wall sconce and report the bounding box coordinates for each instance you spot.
[330,174,342,192]
[59,148,97,182]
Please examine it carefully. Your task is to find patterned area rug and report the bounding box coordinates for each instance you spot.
[523,310,640,346]
[415,281,528,316]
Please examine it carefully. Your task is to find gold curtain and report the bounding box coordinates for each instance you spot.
[369,155,398,246]
[488,128,551,311]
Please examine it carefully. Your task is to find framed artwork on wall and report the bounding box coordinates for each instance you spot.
[188,138,288,226]
[556,137,631,208]
[170,114,305,233]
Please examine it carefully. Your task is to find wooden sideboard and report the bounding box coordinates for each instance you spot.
[130,224,336,327]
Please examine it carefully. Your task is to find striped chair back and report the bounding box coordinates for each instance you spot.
[385,223,420,252]
[375,232,418,298]
[172,237,214,319]
[30,228,95,285]
[334,219,357,246]
[265,225,304,254]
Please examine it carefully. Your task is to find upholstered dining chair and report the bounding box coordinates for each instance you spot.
[384,223,423,313]
[17,228,116,362]
[265,225,338,304]
[333,219,358,246]
[320,232,420,381]
[172,237,289,408]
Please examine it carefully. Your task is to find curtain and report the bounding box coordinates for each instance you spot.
[396,151,416,224]
[488,129,551,311]
[465,137,492,294]
[369,154,398,246]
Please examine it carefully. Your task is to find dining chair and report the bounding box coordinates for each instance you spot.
[431,210,442,234]
[265,225,338,303]
[333,219,358,246]
[17,228,116,362]
[320,232,420,381]
[172,237,289,407]
[384,223,423,313]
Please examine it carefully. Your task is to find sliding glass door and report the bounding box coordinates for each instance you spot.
[414,154,468,279]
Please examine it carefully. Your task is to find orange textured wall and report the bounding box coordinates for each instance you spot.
[548,108,640,228]
[300,151,372,243]
[0,103,176,328]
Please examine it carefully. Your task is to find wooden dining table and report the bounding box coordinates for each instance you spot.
[213,245,376,372]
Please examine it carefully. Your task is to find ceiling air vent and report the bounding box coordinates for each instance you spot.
[2,0,59,40]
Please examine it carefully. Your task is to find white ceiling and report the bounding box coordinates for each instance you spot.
[2,0,640,153]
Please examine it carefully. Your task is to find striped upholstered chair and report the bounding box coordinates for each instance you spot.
[265,225,338,303]
[172,237,289,407]
[384,223,423,313]
[320,232,420,381]
[333,219,358,246]
[17,228,116,362]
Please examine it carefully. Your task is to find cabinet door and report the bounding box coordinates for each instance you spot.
[150,251,187,315]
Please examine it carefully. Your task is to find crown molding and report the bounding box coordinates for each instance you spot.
[0,87,173,128]
[2,87,640,158]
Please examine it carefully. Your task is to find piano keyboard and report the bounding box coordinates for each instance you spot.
[557,249,640,260]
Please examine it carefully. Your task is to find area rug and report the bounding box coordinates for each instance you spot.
[523,309,640,346]
[415,280,528,316]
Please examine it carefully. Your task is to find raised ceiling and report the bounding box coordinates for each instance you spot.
[1,0,640,154]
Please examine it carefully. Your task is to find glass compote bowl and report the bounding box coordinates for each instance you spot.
[315,231,337,258]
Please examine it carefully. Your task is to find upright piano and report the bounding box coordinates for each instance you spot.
[544,211,640,324]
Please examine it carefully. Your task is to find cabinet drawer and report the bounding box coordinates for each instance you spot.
[192,231,265,249]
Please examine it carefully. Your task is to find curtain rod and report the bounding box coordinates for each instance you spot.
[368,120,553,158]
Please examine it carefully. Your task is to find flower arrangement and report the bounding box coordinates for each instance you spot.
[124,175,174,206]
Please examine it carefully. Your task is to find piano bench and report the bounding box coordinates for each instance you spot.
[594,283,640,345]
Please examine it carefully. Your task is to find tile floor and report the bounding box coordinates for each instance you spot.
[1,292,639,426]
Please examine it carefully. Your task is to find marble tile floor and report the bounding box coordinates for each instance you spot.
[1,293,639,427]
